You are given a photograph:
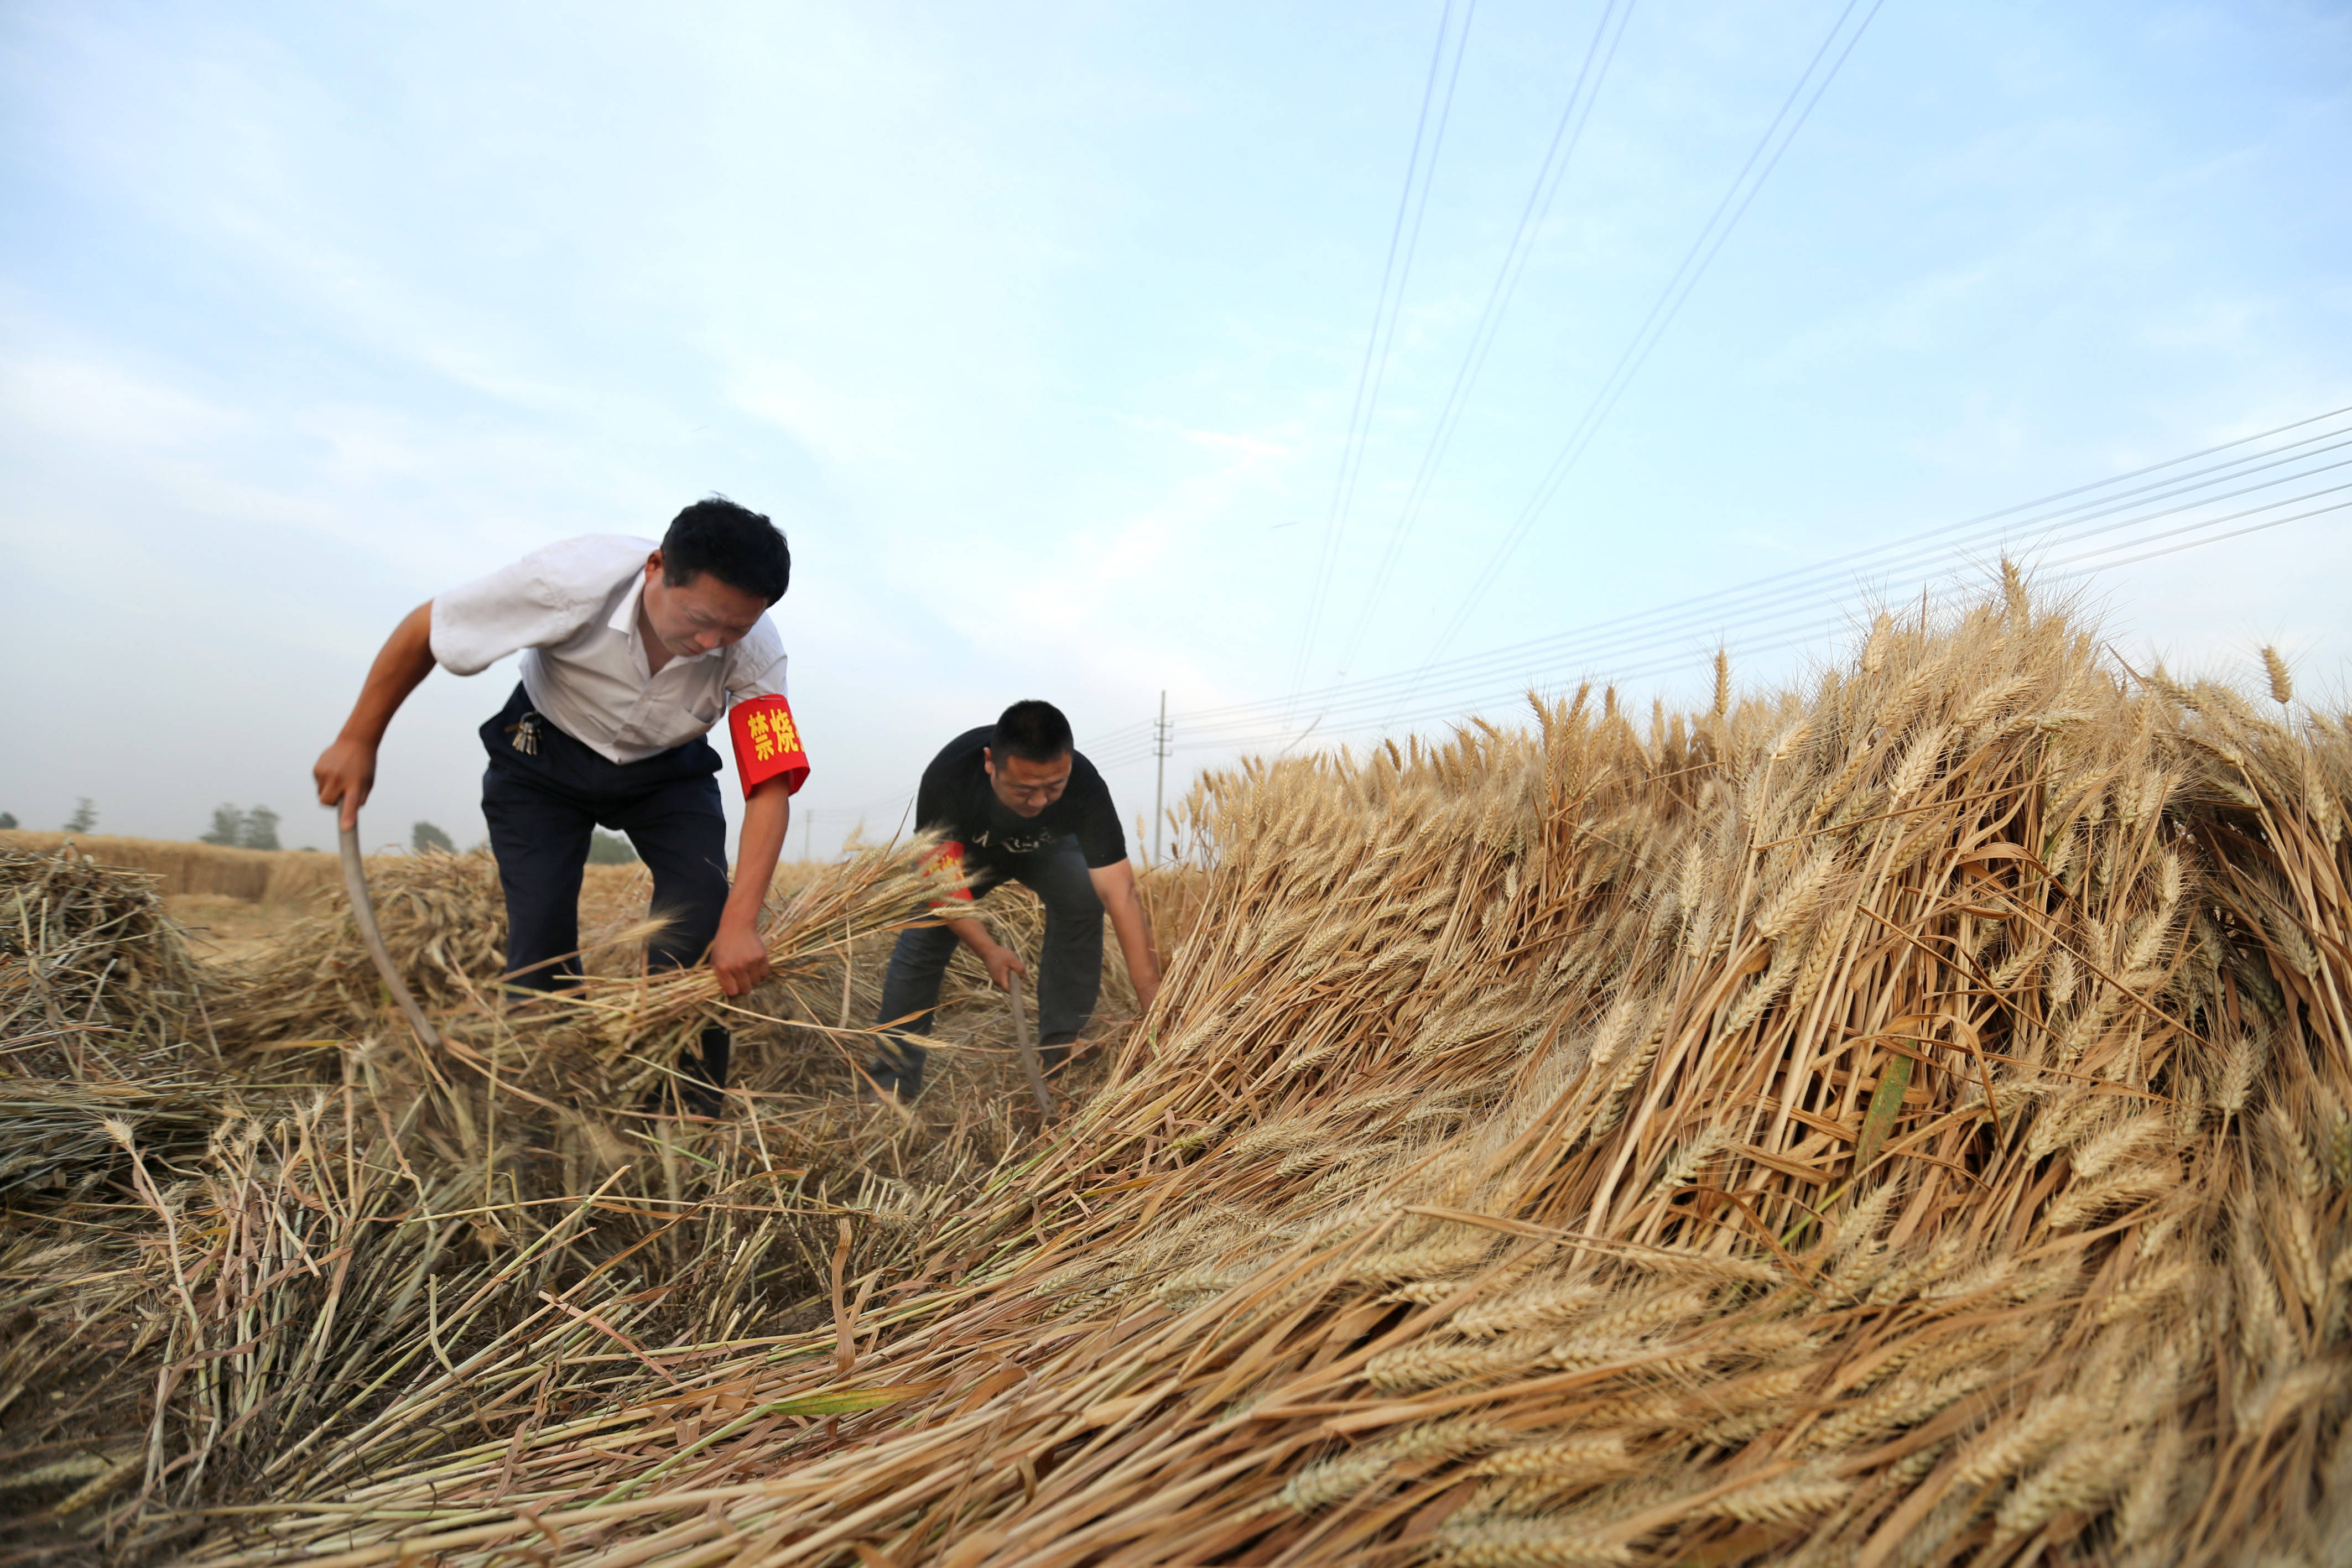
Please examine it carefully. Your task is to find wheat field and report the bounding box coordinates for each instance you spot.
[0,832,346,904]
[4,579,2348,1566]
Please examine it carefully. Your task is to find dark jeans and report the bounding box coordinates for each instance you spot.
[866,836,1102,1096]
[479,684,732,1105]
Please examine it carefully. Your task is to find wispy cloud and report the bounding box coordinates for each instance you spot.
[1,1,2346,850]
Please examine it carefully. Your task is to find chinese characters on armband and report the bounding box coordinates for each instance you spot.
[924,840,975,905]
[727,696,810,798]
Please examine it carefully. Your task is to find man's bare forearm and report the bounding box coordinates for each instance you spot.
[1090,861,1161,1006]
[1109,894,1159,990]
[315,602,438,827]
[721,778,793,934]
[341,603,437,746]
[942,913,998,956]
[706,777,792,997]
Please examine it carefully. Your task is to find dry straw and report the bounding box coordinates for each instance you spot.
[6,576,2351,1566]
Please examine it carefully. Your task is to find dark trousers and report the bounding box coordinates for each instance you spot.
[478,684,732,1098]
[867,836,1102,1095]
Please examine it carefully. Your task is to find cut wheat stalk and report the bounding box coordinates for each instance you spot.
[9,578,2351,1566]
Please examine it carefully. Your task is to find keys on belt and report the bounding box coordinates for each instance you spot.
[505,713,542,756]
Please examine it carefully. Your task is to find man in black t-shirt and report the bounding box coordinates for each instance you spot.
[863,700,1162,1101]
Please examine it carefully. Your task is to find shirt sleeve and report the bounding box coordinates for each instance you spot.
[913,746,954,835]
[428,536,642,677]
[722,617,789,701]
[719,621,803,795]
[1072,757,1128,868]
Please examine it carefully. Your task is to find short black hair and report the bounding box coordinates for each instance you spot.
[660,496,790,604]
[993,700,1074,764]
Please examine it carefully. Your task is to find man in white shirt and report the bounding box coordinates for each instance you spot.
[313,498,809,1116]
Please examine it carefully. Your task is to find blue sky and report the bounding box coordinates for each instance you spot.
[3,1,2346,856]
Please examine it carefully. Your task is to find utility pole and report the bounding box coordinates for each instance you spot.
[1152,690,1170,865]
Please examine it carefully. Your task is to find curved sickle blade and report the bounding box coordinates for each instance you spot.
[1007,972,1052,1118]
[339,801,443,1050]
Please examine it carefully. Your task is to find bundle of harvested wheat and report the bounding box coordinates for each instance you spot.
[206,848,514,1043]
[2,845,213,1076]
[178,587,2349,1567]
[0,838,1008,1553]
[210,848,887,1053]
[431,834,982,1107]
[0,847,232,1212]
[0,852,254,1553]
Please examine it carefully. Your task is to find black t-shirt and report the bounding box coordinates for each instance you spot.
[915,727,1127,877]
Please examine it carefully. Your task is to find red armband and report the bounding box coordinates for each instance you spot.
[924,840,975,903]
[727,696,810,798]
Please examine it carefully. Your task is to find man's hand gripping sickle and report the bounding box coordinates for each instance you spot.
[313,737,379,832]
[979,940,1030,993]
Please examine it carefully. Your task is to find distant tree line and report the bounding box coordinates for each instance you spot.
[0,801,107,834]
[405,820,627,859]
[12,799,104,832]
[0,801,538,860]
[201,804,282,851]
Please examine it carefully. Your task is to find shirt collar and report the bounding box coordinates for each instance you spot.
[607,568,726,663]
[607,567,647,635]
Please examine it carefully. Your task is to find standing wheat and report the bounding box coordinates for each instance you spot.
[2261,645,2293,706]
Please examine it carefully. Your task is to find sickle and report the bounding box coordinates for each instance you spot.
[339,799,443,1050]
[1007,970,1052,1118]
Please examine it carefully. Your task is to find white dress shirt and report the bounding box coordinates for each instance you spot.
[429,535,788,764]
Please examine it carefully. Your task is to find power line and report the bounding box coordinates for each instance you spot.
[1140,473,2350,751]
[1127,405,2352,736]
[1151,690,1171,864]
[1406,0,1886,709]
[1083,408,2352,769]
[1284,0,1479,713]
[1333,0,1641,686]
[1122,489,2352,763]
[1320,441,2352,723]
[2042,491,2352,578]
[1100,480,2350,764]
